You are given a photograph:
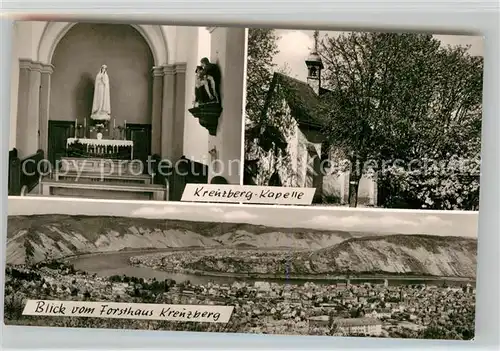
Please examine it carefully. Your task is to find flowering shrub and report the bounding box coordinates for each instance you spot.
[379,154,480,210]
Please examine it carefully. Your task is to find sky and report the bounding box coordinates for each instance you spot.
[9,197,478,238]
[273,30,484,82]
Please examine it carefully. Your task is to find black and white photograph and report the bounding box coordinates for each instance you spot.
[2,21,482,343]
[8,21,246,202]
[4,198,477,339]
[244,29,484,210]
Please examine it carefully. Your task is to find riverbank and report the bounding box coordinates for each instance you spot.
[14,247,474,287]
[127,248,476,285]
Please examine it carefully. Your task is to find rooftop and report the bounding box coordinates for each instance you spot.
[308,315,329,322]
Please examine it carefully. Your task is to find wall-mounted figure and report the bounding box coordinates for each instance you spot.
[200,57,221,103]
[194,66,218,105]
[189,58,223,136]
[91,64,111,121]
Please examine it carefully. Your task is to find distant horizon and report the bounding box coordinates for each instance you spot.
[7,197,479,238]
[7,212,478,240]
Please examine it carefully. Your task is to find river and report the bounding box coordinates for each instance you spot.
[69,249,475,287]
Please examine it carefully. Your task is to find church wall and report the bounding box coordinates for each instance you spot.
[9,21,46,150]
[161,26,176,64]
[322,172,344,203]
[274,98,328,190]
[288,122,300,185]
[207,27,246,184]
[278,106,377,205]
[358,174,377,206]
[49,23,154,125]
[296,128,310,187]
[322,167,377,206]
[9,22,20,149]
[290,126,325,189]
[287,121,300,186]
[277,102,299,187]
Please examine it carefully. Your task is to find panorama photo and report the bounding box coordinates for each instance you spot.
[5,198,477,340]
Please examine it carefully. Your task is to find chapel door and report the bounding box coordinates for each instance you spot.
[48,120,75,170]
[126,124,152,174]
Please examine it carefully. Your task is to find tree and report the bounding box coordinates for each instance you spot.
[245,28,280,151]
[420,324,461,340]
[244,29,297,185]
[244,29,279,185]
[317,33,483,209]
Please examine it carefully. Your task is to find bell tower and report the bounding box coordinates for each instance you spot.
[305,30,324,95]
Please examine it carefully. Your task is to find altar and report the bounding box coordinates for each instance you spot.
[39,97,168,200]
[41,139,169,200]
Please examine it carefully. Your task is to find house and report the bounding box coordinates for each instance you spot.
[334,317,383,336]
[245,31,377,205]
[368,308,392,319]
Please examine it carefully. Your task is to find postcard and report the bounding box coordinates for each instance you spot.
[4,20,482,341]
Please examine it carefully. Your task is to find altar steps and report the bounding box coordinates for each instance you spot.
[40,179,167,201]
[58,157,143,175]
[39,156,169,201]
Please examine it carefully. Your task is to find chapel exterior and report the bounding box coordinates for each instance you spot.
[245,31,377,206]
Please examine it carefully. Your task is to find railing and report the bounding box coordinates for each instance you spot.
[8,149,46,196]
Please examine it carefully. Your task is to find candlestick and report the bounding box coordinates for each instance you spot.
[113,119,116,129]
[74,119,78,138]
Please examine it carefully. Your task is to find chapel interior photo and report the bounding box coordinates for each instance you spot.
[7,21,247,201]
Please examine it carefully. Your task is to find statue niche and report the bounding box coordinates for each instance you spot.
[188,57,223,136]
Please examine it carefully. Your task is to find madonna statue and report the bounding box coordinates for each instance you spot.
[91,65,111,121]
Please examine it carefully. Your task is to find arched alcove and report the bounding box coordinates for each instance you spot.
[50,23,154,124]
[38,22,168,65]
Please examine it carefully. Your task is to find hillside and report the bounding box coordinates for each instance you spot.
[305,234,477,278]
[131,235,477,279]
[147,235,477,278]
[5,215,353,264]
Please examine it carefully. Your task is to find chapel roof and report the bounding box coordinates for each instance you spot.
[262,72,330,130]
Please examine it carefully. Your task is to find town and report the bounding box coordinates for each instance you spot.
[4,261,475,339]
